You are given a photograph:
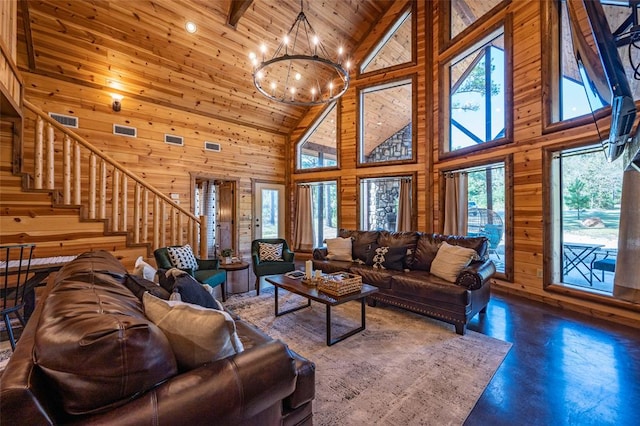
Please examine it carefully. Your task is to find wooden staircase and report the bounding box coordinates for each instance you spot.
[0,101,207,268]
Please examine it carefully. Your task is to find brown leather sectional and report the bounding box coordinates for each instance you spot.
[313,230,496,335]
[0,251,315,425]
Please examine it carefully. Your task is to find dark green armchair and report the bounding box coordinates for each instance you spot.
[154,246,227,301]
[251,239,296,295]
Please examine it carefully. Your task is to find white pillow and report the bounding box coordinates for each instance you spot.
[430,242,479,283]
[143,293,243,370]
[258,242,284,261]
[325,237,353,261]
[132,256,158,282]
[167,244,199,270]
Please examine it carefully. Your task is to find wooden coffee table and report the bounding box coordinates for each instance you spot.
[265,274,379,346]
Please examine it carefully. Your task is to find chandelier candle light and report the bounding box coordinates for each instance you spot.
[249,1,351,106]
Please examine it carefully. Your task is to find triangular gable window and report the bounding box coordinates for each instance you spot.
[297,103,338,170]
[360,8,413,74]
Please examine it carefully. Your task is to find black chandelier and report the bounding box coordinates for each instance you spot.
[249,1,351,106]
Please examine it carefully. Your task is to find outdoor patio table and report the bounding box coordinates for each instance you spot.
[563,242,604,283]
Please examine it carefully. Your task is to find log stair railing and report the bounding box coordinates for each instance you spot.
[18,100,208,258]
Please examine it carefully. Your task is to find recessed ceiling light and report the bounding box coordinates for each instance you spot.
[185,21,197,34]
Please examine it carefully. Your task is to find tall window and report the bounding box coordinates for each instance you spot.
[297,103,338,170]
[446,26,506,153]
[305,181,338,247]
[359,176,412,231]
[449,0,505,41]
[550,146,622,294]
[359,78,415,165]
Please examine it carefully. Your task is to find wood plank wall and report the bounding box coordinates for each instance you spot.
[1,0,21,113]
[289,1,639,327]
[15,72,288,261]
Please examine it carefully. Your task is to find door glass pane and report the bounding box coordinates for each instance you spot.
[261,189,279,238]
[556,147,622,293]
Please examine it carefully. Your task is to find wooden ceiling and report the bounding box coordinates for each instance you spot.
[16,0,393,136]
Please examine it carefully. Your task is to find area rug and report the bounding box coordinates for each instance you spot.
[224,288,512,425]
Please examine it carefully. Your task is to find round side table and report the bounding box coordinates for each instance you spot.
[219,260,250,294]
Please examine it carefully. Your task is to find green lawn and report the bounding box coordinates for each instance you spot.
[563,209,619,246]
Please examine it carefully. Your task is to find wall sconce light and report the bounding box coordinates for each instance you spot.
[112,94,123,112]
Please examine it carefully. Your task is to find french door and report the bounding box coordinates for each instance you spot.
[253,182,285,239]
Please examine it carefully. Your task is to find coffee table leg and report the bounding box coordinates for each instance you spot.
[274,286,312,317]
[326,298,367,346]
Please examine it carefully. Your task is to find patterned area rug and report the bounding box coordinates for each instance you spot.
[224,288,512,425]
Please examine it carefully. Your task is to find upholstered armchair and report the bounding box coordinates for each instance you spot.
[154,245,227,301]
[251,239,295,295]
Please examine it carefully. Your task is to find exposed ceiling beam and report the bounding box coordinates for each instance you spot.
[227,0,253,29]
[19,0,36,70]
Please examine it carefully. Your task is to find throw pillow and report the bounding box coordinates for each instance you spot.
[258,242,284,261]
[143,293,244,371]
[167,244,199,271]
[430,241,480,283]
[161,268,219,309]
[325,237,353,261]
[366,244,407,271]
[124,274,171,300]
[131,256,158,282]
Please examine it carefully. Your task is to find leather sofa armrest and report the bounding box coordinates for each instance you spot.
[455,260,496,290]
[197,258,220,270]
[82,340,298,425]
[312,247,328,260]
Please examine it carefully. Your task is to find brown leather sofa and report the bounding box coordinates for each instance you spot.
[1,251,315,425]
[313,230,496,335]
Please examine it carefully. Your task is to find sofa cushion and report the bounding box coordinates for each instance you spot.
[443,235,489,259]
[167,244,199,270]
[143,293,244,371]
[160,269,219,309]
[391,271,470,305]
[258,242,284,261]
[377,231,420,268]
[35,251,178,416]
[430,242,479,282]
[325,237,353,261]
[339,229,378,263]
[411,234,443,271]
[124,273,171,300]
[349,265,401,289]
[365,244,406,271]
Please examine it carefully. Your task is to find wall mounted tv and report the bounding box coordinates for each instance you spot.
[567,0,638,164]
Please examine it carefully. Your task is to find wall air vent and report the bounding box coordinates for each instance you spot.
[164,134,184,146]
[113,124,137,137]
[48,113,78,128]
[204,141,221,152]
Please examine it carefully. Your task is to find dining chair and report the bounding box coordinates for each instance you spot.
[1,244,35,351]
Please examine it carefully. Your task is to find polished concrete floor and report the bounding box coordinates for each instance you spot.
[464,291,640,426]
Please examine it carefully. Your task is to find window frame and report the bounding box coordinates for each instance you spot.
[540,0,607,135]
[295,101,341,173]
[438,0,512,53]
[356,74,418,168]
[358,2,417,79]
[439,155,514,282]
[439,16,513,160]
[356,171,417,232]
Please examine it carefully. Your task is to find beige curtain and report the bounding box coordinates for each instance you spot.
[397,178,412,231]
[293,185,314,251]
[443,173,468,235]
[613,169,640,303]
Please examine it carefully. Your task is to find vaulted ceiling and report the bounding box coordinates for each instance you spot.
[16,0,394,136]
